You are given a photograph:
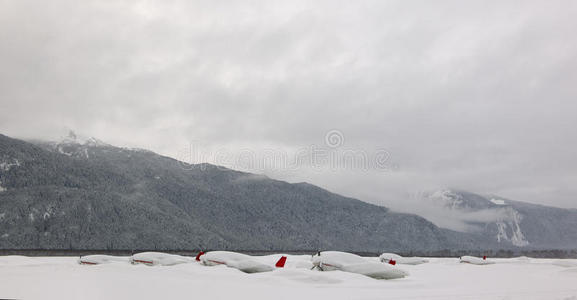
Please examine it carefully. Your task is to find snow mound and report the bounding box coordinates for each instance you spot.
[199,251,277,273]
[79,255,128,265]
[312,251,408,280]
[130,252,193,266]
[459,256,495,265]
[379,253,429,265]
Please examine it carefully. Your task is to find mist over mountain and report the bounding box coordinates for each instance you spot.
[417,190,577,249]
[0,133,575,251]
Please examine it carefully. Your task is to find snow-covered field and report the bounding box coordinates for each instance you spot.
[1,255,576,300]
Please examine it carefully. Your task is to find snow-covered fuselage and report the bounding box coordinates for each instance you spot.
[199,251,284,273]
[312,251,408,280]
[379,253,429,265]
[78,255,128,265]
[459,256,495,265]
[130,252,193,266]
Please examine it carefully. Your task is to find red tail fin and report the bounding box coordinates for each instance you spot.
[195,251,205,261]
[388,259,396,266]
[275,256,287,268]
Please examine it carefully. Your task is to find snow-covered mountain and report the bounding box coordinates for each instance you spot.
[423,189,577,249]
[36,130,110,159]
[0,133,462,252]
[1,133,576,251]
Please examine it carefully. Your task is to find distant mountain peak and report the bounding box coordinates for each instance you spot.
[428,189,464,209]
[26,130,113,159]
[490,198,507,205]
[424,189,530,247]
[59,130,108,147]
[427,189,502,211]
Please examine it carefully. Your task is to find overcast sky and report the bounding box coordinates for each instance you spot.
[1,0,576,211]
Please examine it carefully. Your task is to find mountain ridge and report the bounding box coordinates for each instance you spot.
[1,133,462,251]
[1,133,576,251]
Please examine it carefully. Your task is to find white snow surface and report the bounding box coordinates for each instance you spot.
[1,255,576,299]
[552,260,577,268]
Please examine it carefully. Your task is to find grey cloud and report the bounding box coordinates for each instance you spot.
[1,0,576,216]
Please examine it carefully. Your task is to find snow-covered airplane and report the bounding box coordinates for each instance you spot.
[379,253,429,265]
[312,251,408,280]
[78,255,128,265]
[197,251,287,273]
[459,255,495,265]
[130,252,194,266]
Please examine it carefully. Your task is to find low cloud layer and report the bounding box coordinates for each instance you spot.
[1,0,576,212]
